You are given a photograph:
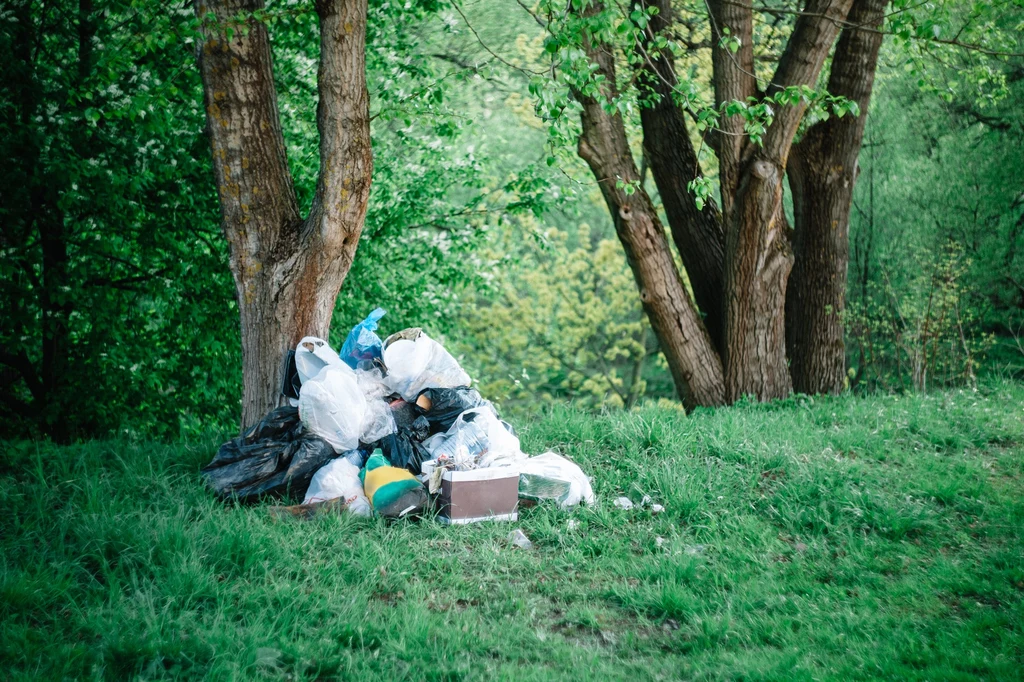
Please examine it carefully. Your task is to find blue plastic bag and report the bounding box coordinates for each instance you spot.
[340,307,386,369]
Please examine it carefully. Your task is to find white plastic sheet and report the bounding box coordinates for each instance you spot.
[303,454,372,516]
[294,336,346,385]
[423,406,525,469]
[518,452,596,508]
[298,365,366,452]
[382,331,471,400]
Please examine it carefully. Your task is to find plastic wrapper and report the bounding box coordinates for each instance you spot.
[201,406,338,503]
[423,407,525,470]
[414,387,490,433]
[302,450,372,516]
[299,365,367,453]
[360,398,396,445]
[341,308,386,370]
[382,329,471,400]
[294,336,345,385]
[355,368,396,443]
[518,452,596,508]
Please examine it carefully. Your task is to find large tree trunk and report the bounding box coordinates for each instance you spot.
[575,17,725,408]
[786,0,887,394]
[720,0,854,401]
[708,0,757,225]
[196,0,372,429]
[638,0,727,353]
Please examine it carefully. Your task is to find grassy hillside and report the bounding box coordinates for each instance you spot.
[2,383,1023,681]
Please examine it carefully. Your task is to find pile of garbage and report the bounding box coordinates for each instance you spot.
[202,308,595,520]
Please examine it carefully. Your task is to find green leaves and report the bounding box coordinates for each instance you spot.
[718,26,741,55]
[687,176,713,212]
[615,177,640,196]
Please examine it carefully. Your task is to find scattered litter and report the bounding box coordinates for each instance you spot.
[518,452,595,508]
[255,647,282,669]
[438,467,519,524]
[414,387,489,433]
[204,309,597,525]
[340,307,386,370]
[361,451,428,518]
[299,365,366,452]
[651,504,665,514]
[641,495,652,506]
[684,544,706,556]
[655,536,665,548]
[614,496,634,510]
[382,328,471,400]
[508,528,534,549]
[201,406,336,503]
[294,336,345,384]
[567,519,580,530]
[423,406,524,470]
[303,450,371,516]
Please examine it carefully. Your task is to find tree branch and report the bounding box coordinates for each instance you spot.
[762,0,855,161]
[194,0,301,258]
[304,0,373,249]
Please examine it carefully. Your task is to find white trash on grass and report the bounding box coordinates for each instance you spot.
[299,365,366,452]
[302,453,372,516]
[382,329,471,401]
[518,452,596,508]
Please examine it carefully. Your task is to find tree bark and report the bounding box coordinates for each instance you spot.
[196,0,372,429]
[786,0,887,395]
[575,19,725,408]
[722,0,854,401]
[707,0,756,225]
[638,0,727,353]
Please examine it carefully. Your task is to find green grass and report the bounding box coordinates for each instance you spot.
[2,383,1024,681]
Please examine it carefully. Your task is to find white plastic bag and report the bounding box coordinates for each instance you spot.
[295,336,345,385]
[424,407,525,470]
[299,365,366,452]
[303,454,371,516]
[518,452,595,508]
[382,331,471,401]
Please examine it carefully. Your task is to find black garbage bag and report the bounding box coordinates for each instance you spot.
[413,387,489,433]
[202,406,338,503]
[377,415,431,472]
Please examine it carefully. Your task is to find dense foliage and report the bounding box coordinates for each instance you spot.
[1,0,1022,440]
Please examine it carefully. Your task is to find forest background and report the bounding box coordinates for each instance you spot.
[2,0,1022,441]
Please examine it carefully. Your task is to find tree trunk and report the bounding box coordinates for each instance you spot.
[708,0,756,225]
[575,14,725,408]
[719,0,854,401]
[722,158,795,400]
[196,0,372,429]
[638,0,727,353]
[786,0,887,394]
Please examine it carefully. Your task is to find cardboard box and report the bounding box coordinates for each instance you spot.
[437,468,519,524]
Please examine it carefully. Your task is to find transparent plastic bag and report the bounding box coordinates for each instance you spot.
[423,407,525,470]
[353,368,396,444]
[360,397,397,444]
[518,452,595,508]
[382,329,471,401]
[294,336,345,385]
[341,308,386,370]
[303,450,372,516]
[298,365,366,452]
